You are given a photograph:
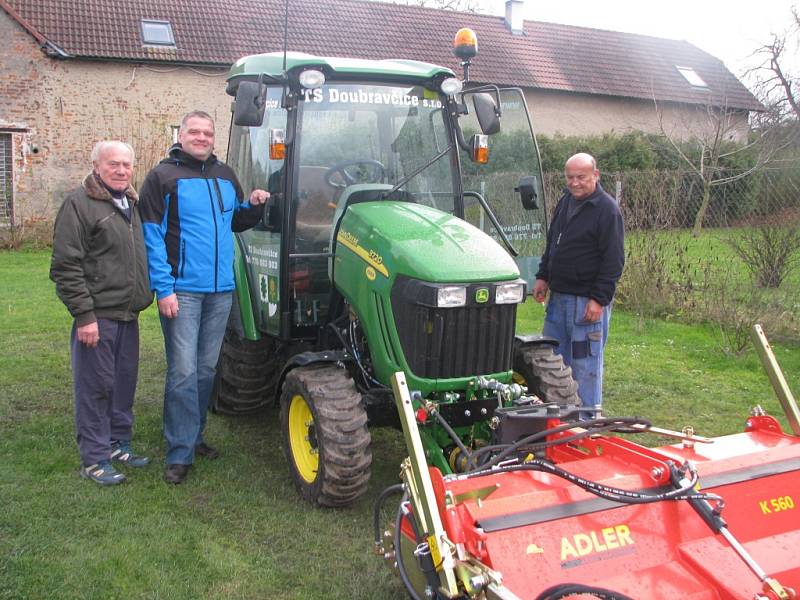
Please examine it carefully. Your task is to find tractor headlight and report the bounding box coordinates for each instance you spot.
[440,77,463,97]
[437,286,467,307]
[495,282,525,304]
[299,69,325,89]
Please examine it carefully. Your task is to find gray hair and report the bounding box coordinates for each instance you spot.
[179,111,215,132]
[91,140,135,164]
[566,152,597,170]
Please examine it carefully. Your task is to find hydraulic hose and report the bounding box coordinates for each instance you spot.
[395,496,425,600]
[431,408,472,470]
[467,417,651,471]
[466,459,720,506]
[373,483,405,546]
[535,583,636,600]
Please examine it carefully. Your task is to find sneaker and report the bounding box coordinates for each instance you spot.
[164,464,190,484]
[111,440,151,467]
[194,442,220,460]
[81,460,126,486]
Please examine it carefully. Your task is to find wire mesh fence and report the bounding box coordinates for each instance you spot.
[543,166,800,230]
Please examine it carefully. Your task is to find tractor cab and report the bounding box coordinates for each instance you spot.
[218,32,579,508]
[225,48,547,343]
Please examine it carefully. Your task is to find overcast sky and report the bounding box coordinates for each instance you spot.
[479,0,798,82]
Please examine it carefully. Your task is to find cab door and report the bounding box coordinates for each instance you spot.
[458,88,548,287]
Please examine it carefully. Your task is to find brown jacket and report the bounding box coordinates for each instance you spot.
[50,173,153,325]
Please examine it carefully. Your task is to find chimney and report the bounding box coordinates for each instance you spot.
[504,0,524,35]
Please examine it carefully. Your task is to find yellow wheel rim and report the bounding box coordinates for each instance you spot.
[512,371,527,386]
[288,393,319,483]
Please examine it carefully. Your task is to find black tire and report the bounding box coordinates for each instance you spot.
[210,328,278,415]
[280,364,372,507]
[513,344,580,409]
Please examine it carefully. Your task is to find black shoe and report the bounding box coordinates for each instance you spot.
[164,464,190,484]
[195,442,220,460]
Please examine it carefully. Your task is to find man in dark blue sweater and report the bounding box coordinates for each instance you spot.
[533,153,625,419]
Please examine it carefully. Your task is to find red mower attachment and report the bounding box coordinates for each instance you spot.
[376,327,800,600]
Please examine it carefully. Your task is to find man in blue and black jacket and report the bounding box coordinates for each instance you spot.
[533,153,625,420]
[139,111,268,484]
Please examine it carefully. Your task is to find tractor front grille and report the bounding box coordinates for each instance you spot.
[390,277,517,379]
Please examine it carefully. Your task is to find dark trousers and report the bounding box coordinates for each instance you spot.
[71,318,139,466]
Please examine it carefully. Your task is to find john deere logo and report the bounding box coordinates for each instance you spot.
[475,288,489,303]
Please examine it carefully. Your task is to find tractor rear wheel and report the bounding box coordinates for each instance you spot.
[513,344,580,409]
[210,328,278,415]
[280,364,372,507]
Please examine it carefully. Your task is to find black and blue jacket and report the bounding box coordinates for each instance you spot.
[139,145,260,299]
[535,183,625,306]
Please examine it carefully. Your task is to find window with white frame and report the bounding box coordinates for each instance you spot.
[141,19,176,47]
[0,133,12,225]
[676,66,708,88]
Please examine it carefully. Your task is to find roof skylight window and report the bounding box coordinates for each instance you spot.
[141,19,175,47]
[676,66,708,88]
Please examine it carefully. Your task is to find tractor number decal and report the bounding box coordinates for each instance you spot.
[759,495,795,515]
[560,524,635,567]
[337,231,389,277]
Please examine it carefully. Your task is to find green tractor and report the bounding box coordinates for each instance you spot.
[214,30,579,506]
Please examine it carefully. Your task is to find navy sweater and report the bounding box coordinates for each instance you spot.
[535,183,625,306]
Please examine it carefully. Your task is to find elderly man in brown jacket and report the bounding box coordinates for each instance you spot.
[50,140,153,486]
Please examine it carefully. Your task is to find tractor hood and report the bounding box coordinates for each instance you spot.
[337,201,520,283]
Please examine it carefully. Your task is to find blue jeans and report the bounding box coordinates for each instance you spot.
[543,292,611,419]
[160,291,232,464]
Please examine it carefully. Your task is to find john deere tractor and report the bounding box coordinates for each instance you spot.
[214,30,579,507]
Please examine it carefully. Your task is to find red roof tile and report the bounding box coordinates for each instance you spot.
[1,0,762,110]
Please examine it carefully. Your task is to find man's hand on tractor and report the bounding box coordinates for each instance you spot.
[158,293,179,319]
[249,189,270,205]
[533,278,549,304]
[77,321,100,348]
[584,298,603,322]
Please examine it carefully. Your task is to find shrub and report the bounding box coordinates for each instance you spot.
[725,222,800,288]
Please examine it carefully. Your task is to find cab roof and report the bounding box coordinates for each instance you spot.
[227,51,454,89]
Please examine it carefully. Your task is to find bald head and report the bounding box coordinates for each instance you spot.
[565,153,599,200]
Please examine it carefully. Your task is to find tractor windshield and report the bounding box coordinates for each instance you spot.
[292,83,456,253]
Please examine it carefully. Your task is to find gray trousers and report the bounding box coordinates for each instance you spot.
[71,318,139,466]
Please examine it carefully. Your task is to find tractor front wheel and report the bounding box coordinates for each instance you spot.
[280,364,372,507]
[513,344,580,409]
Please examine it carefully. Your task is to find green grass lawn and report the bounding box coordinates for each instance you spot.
[1,250,798,599]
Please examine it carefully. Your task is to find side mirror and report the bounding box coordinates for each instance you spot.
[516,176,540,210]
[261,193,282,231]
[472,93,500,135]
[234,81,267,127]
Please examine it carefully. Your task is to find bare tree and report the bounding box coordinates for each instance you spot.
[748,4,800,121]
[654,99,785,237]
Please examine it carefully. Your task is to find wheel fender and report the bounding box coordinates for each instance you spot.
[277,350,354,399]
[514,333,559,350]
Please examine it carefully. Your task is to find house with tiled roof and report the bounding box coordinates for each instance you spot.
[0,0,760,224]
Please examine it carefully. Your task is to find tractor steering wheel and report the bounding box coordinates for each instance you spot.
[324,159,386,189]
